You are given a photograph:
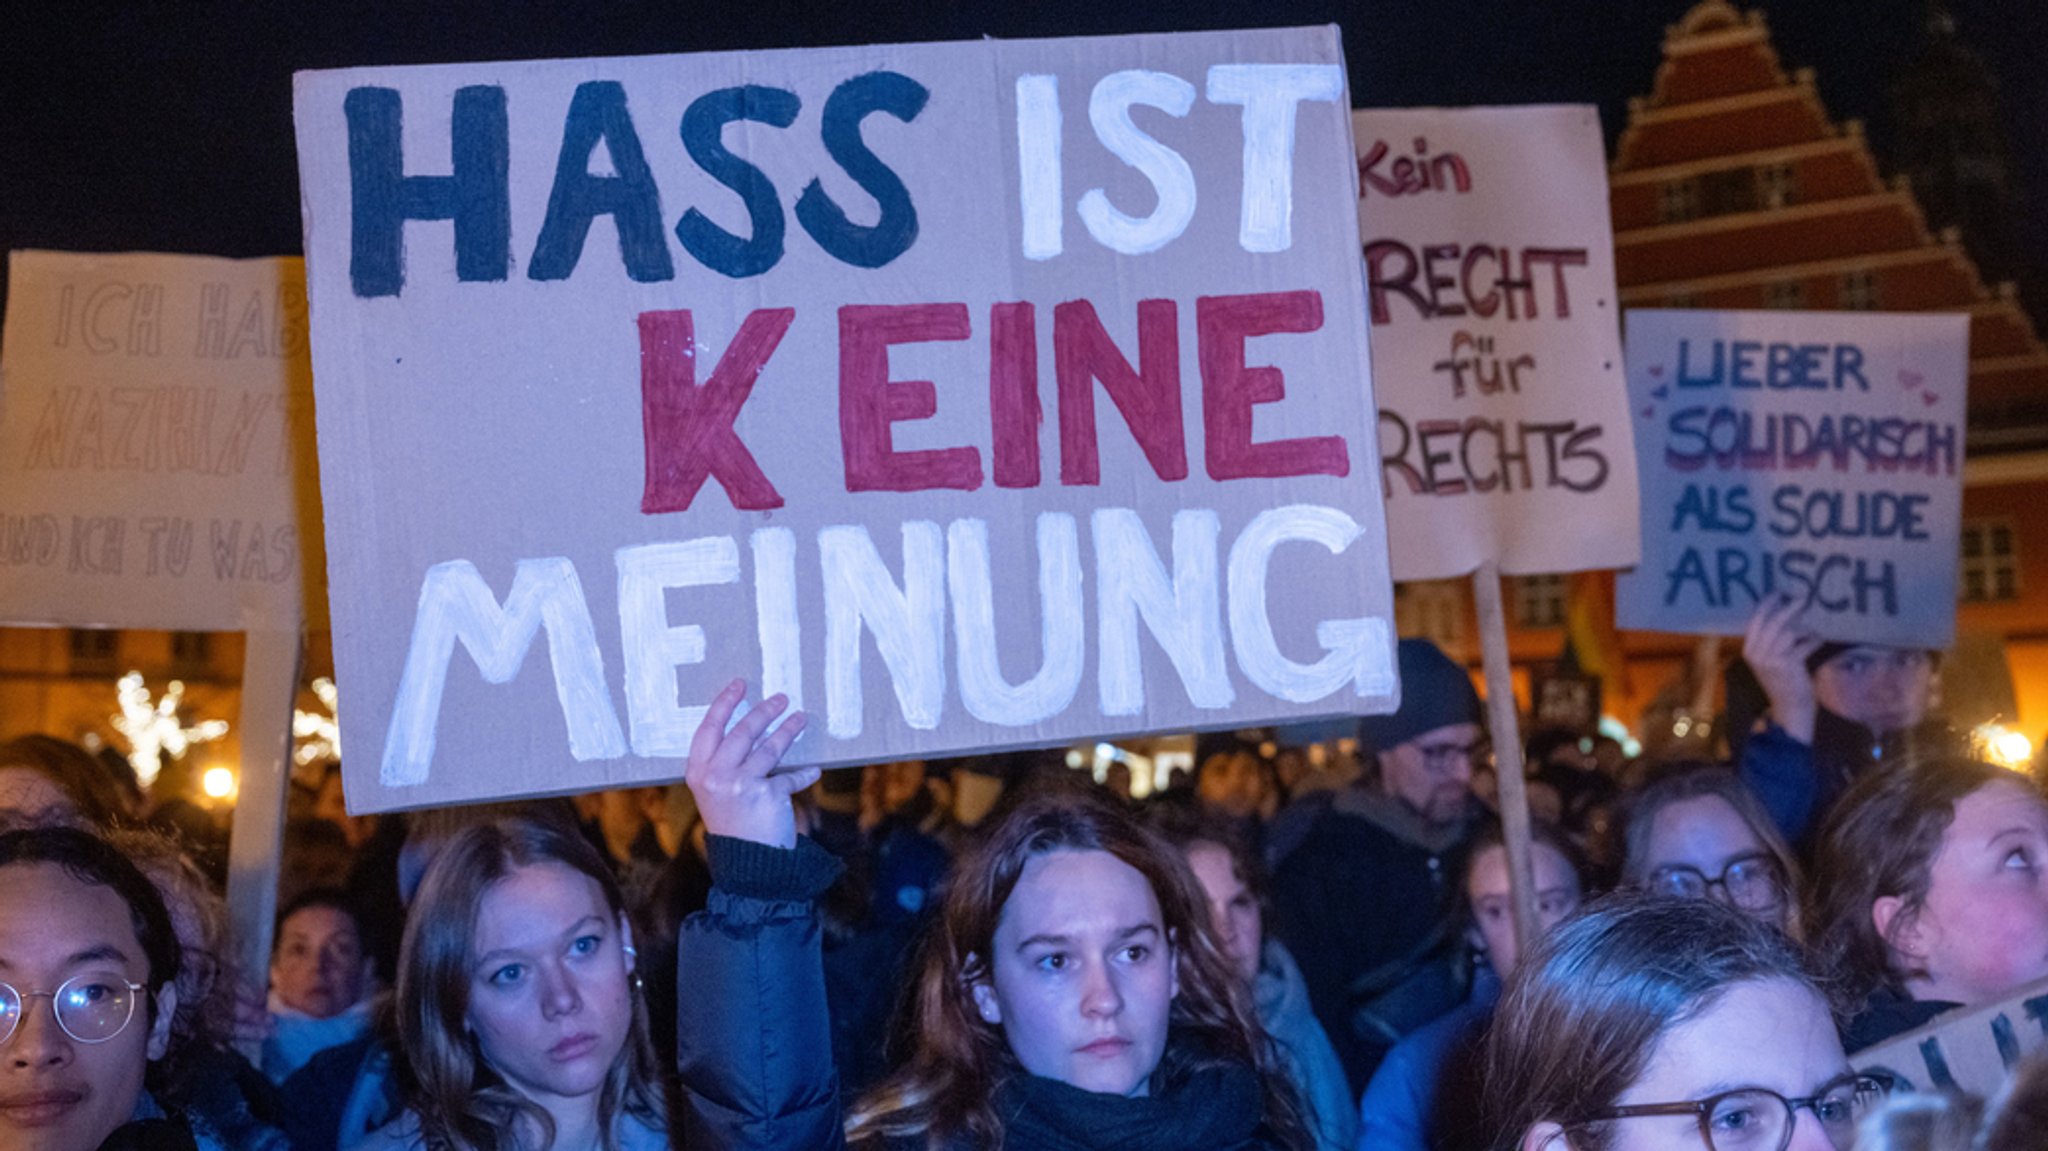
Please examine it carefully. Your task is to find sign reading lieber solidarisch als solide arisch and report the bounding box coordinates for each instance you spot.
[293,27,1401,813]
[1616,309,1968,650]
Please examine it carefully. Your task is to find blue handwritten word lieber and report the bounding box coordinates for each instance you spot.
[1675,339,1868,391]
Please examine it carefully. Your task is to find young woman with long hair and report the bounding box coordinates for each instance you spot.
[366,815,666,1151]
[672,680,1311,1150]
[1810,756,2048,1050]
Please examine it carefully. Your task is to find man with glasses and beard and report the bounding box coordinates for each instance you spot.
[1267,638,1490,1094]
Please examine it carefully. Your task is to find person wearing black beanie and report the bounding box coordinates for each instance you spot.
[1266,638,1488,1096]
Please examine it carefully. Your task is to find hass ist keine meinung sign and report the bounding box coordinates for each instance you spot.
[293,27,1400,813]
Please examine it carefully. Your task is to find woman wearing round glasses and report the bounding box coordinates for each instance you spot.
[1485,893,1890,1151]
[0,826,198,1151]
[1621,767,1805,939]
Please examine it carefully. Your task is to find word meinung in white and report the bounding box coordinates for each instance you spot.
[380,503,1391,787]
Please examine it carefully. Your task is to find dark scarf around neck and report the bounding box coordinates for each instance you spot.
[993,1061,1269,1151]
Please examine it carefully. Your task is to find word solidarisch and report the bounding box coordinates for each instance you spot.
[380,505,1390,786]
[1663,409,1957,475]
[345,64,1346,296]
[639,291,1348,512]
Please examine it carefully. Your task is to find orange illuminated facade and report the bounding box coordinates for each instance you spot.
[1589,0,2048,739]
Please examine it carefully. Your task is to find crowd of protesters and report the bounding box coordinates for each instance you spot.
[2,599,2046,1151]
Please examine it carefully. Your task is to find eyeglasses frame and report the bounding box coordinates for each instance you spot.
[1647,851,1787,910]
[0,974,150,1046]
[1577,1072,1895,1151]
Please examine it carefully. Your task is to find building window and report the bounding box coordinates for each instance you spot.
[1658,178,1701,223]
[1764,280,1805,309]
[1960,520,2020,602]
[1513,575,1567,628]
[68,629,119,674]
[1839,269,1880,310]
[1757,162,1797,208]
[1394,581,1466,650]
[1700,168,1757,216]
[171,631,213,671]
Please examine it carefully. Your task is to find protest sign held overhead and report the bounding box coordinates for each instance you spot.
[1616,309,1968,650]
[293,27,1400,813]
[0,251,324,631]
[1355,105,1638,580]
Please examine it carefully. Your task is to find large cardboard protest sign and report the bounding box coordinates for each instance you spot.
[0,251,322,631]
[0,251,320,1031]
[1616,310,1968,649]
[293,28,1399,812]
[1355,106,1637,580]
[1855,976,2048,1097]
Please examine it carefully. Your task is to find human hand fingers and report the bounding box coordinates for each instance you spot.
[715,694,789,777]
[741,710,805,781]
[689,679,748,770]
[770,763,822,800]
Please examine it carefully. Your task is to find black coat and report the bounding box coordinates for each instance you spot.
[1266,790,1474,1094]
[673,837,1287,1151]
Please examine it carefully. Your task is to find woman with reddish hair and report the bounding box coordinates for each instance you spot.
[673,680,1310,1150]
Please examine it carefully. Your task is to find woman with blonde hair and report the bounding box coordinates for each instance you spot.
[365,814,665,1151]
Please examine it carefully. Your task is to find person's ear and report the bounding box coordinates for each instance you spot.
[1520,1121,1571,1151]
[970,981,1002,1025]
[967,954,1002,1025]
[620,915,638,974]
[1873,895,1925,963]
[146,983,179,1062]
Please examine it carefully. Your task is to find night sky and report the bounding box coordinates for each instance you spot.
[2,0,2042,329]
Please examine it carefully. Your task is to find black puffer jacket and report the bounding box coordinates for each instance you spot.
[673,836,1287,1151]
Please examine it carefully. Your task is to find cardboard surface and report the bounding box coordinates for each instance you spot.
[0,251,323,631]
[292,28,1400,812]
[1616,309,1968,649]
[1354,105,1638,580]
[1855,977,2048,1098]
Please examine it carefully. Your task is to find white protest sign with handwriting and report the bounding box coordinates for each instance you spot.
[1356,105,1638,579]
[0,250,322,631]
[1616,309,1967,649]
[294,28,1400,813]
[1855,977,2048,1098]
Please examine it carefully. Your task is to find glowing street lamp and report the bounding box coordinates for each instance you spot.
[201,765,237,801]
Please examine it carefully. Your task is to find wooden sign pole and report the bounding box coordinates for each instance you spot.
[1473,562,1539,954]
[223,620,303,1062]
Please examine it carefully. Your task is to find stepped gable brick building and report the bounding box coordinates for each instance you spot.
[1597,0,2048,739]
